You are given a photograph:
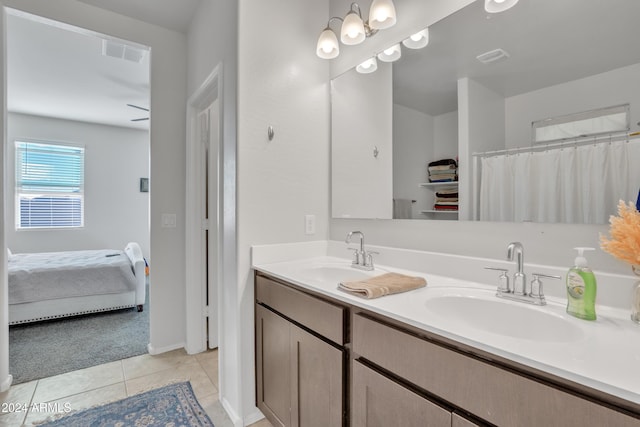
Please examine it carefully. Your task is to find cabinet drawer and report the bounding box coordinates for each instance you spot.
[352,360,451,427]
[352,313,639,427]
[256,274,345,345]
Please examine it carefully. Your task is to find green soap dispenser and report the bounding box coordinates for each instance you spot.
[566,247,597,320]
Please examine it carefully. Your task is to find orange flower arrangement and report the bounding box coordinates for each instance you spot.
[600,200,640,266]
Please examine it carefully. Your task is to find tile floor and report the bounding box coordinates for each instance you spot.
[0,348,273,427]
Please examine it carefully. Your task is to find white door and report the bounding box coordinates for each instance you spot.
[197,99,220,349]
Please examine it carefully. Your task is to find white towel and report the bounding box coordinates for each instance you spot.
[393,199,412,219]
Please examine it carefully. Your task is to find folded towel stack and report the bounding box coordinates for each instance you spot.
[434,187,459,211]
[338,272,427,299]
[427,158,457,183]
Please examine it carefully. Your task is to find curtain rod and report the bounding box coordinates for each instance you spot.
[472,132,640,158]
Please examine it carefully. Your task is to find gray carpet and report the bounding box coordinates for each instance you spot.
[9,285,149,384]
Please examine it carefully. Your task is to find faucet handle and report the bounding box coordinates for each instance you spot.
[485,267,510,294]
[530,273,562,305]
[364,251,379,269]
[346,247,360,265]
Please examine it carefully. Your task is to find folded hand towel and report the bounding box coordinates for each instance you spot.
[338,272,427,299]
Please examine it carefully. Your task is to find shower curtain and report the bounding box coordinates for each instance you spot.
[479,139,640,223]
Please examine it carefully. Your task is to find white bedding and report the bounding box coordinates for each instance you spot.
[8,242,146,325]
[9,249,137,304]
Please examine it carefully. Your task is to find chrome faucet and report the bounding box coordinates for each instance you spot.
[486,242,561,305]
[507,242,526,296]
[345,231,376,271]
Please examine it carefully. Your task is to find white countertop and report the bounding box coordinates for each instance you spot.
[252,243,640,407]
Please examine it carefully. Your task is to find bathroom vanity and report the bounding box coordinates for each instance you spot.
[253,242,640,427]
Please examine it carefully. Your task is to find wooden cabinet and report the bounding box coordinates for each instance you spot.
[352,312,640,427]
[352,360,451,427]
[255,275,346,427]
[255,272,640,427]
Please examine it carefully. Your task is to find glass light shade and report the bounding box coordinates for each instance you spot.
[484,0,520,13]
[369,0,397,30]
[341,11,366,45]
[316,28,339,59]
[356,57,378,74]
[377,44,401,62]
[402,28,429,49]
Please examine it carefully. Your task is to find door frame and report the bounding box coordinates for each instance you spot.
[185,64,222,354]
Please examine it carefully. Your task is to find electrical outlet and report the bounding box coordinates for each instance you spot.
[304,214,316,235]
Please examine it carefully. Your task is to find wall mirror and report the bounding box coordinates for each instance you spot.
[331,0,640,223]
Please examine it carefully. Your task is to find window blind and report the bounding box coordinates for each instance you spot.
[16,141,85,228]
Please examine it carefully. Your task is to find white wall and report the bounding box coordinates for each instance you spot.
[237,0,330,423]
[393,104,433,218]
[186,0,240,422]
[458,77,505,220]
[505,62,640,148]
[433,110,458,160]
[332,63,393,219]
[6,113,150,257]
[0,0,188,392]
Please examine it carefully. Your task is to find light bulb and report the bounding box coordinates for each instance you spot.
[341,11,366,45]
[485,0,519,13]
[377,43,401,62]
[369,0,397,30]
[316,27,339,59]
[356,57,378,74]
[402,28,429,49]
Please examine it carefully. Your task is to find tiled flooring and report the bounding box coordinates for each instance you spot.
[0,348,273,427]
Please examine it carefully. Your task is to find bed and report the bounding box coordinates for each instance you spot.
[8,242,146,325]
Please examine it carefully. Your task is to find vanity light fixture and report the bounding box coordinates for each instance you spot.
[484,0,520,13]
[377,43,401,62]
[316,19,341,59]
[316,0,397,59]
[402,28,429,49]
[368,0,397,30]
[356,57,378,74]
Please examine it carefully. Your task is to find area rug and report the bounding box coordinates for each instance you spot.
[10,284,149,384]
[39,381,214,427]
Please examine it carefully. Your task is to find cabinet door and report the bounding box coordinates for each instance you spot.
[290,324,344,427]
[452,413,481,427]
[256,305,291,427]
[351,361,451,427]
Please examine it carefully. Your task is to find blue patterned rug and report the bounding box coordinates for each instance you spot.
[39,382,214,427]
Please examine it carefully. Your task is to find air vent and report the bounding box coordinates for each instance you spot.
[102,39,147,63]
[476,48,510,64]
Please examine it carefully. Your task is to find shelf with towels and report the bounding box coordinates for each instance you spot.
[420,210,459,215]
[419,182,458,188]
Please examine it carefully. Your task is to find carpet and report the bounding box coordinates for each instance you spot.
[39,381,214,427]
[9,285,149,384]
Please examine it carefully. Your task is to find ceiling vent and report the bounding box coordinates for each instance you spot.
[102,39,147,63]
[476,48,510,64]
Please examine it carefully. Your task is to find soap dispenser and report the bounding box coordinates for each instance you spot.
[566,247,597,320]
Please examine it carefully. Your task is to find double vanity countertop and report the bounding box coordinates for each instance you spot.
[251,241,640,408]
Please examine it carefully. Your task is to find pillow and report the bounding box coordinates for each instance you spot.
[6,248,12,260]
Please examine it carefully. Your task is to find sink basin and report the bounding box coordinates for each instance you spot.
[424,289,584,343]
[295,264,383,283]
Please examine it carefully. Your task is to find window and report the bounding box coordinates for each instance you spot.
[532,104,630,144]
[15,141,85,229]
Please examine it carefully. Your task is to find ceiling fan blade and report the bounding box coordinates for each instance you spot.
[127,104,150,112]
[131,117,149,122]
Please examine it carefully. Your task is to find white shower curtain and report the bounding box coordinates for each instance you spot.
[479,139,640,223]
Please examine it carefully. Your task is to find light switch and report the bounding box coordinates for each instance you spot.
[162,213,177,228]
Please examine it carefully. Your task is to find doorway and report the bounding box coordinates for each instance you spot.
[5,9,151,383]
[186,67,222,354]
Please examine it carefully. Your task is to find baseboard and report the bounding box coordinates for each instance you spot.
[147,342,185,355]
[243,407,265,426]
[220,396,243,427]
[0,374,13,392]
